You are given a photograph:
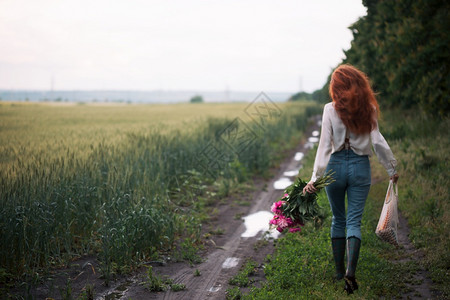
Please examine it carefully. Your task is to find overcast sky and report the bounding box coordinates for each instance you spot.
[0,0,366,93]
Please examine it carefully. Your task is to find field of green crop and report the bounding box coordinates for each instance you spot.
[0,102,279,171]
[0,100,321,294]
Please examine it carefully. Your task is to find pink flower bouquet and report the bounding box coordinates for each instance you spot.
[269,194,304,233]
[269,171,335,233]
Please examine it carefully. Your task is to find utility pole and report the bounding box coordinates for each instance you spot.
[299,75,303,92]
[225,84,230,102]
[50,74,54,101]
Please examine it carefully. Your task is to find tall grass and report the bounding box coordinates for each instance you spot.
[0,101,321,285]
[379,109,449,297]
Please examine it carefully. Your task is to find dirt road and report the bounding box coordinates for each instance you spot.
[97,116,322,300]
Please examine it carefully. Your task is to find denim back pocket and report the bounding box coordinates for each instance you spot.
[352,159,371,186]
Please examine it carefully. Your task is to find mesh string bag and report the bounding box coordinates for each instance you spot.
[375,180,399,246]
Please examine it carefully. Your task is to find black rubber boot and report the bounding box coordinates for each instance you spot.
[344,237,361,294]
[331,237,346,280]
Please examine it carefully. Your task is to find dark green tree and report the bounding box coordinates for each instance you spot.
[190,95,204,103]
[341,0,449,116]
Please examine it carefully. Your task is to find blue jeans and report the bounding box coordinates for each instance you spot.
[325,149,371,240]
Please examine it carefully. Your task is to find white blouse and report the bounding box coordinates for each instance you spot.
[310,102,397,182]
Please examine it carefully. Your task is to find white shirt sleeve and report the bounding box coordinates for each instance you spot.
[311,106,333,182]
[370,121,397,176]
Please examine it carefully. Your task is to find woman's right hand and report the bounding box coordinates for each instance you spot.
[303,180,317,194]
[390,173,399,184]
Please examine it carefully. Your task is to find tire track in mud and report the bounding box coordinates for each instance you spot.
[395,211,435,299]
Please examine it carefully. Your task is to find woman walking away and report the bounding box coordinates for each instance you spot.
[303,64,399,294]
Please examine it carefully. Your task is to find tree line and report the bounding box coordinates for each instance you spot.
[291,0,449,117]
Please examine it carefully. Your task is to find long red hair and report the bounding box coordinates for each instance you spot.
[329,64,380,135]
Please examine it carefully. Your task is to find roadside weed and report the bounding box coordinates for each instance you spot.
[229,260,258,287]
[226,286,242,300]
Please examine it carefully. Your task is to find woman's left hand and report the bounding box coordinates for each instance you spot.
[390,173,399,184]
[303,180,317,194]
